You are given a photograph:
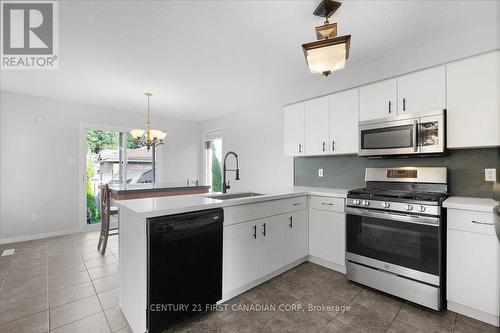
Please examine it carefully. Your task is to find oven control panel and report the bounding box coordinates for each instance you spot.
[346,198,440,216]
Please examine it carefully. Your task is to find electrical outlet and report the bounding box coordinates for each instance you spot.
[485,168,497,182]
[30,214,38,222]
[318,169,324,177]
[2,249,15,256]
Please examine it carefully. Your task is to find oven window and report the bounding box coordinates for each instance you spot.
[346,214,439,275]
[361,124,414,149]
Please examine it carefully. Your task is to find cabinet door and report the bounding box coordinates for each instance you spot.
[258,215,285,277]
[309,209,345,267]
[284,210,308,264]
[304,96,330,155]
[446,51,500,148]
[397,66,446,115]
[359,79,397,121]
[329,88,359,154]
[283,103,305,156]
[223,221,259,293]
[447,229,499,315]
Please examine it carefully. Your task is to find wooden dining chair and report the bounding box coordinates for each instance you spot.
[97,184,119,255]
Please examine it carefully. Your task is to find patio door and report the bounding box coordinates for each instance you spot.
[80,125,154,227]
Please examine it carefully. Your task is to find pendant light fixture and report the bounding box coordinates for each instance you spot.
[130,92,167,151]
[302,0,351,77]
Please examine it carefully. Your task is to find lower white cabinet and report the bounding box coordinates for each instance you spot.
[258,215,285,277]
[446,208,500,326]
[308,197,346,272]
[223,206,309,296]
[284,210,309,263]
[223,220,260,293]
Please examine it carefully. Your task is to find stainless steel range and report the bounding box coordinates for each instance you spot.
[345,167,448,310]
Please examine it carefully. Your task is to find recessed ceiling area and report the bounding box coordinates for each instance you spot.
[1,0,498,121]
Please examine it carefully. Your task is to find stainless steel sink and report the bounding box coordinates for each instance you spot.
[204,192,264,200]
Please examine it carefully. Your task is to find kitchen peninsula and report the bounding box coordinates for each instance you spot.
[117,187,348,333]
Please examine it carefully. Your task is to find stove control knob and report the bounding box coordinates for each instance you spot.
[407,204,413,211]
[363,200,370,206]
[352,199,360,205]
[418,205,426,212]
[383,202,390,208]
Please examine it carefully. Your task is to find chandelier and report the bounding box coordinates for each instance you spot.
[130,92,167,151]
[302,0,351,77]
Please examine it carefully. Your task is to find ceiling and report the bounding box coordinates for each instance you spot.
[1,1,498,121]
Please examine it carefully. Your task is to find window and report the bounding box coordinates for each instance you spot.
[204,130,222,193]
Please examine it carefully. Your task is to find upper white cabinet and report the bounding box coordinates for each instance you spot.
[304,96,330,155]
[397,66,446,115]
[446,51,500,148]
[283,102,305,156]
[329,88,359,154]
[359,79,397,121]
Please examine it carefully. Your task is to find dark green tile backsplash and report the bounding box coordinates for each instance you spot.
[294,148,500,198]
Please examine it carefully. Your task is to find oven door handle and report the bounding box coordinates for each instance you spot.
[346,207,439,226]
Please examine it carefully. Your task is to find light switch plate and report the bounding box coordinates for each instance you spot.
[318,169,324,177]
[485,169,496,182]
[31,214,38,222]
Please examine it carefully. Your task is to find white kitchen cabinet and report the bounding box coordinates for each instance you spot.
[446,51,500,148]
[397,66,446,115]
[223,220,259,293]
[329,88,359,154]
[309,197,346,272]
[446,207,500,327]
[359,79,397,121]
[258,215,285,277]
[283,102,305,156]
[284,210,308,264]
[304,96,330,155]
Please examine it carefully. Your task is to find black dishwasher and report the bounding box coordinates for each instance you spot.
[147,208,223,333]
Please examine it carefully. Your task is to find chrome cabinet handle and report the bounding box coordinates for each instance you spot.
[293,202,301,206]
[262,223,266,237]
[298,144,302,154]
[403,98,406,111]
[252,225,257,239]
[322,202,333,206]
[332,140,335,151]
[322,141,326,152]
[388,101,392,114]
[289,216,293,228]
[472,220,494,226]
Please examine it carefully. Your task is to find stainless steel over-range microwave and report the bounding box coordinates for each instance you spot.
[358,110,446,157]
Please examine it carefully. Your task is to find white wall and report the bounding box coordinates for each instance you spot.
[200,101,293,192]
[0,91,200,243]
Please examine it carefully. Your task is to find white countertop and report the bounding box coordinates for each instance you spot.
[443,196,498,212]
[116,186,349,218]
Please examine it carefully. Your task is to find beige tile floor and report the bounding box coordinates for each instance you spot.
[1,230,498,333]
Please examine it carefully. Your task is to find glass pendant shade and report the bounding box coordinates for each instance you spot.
[150,129,167,141]
[130,129,145,139]
[302,35,350,77]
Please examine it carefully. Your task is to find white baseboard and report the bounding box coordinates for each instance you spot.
[0,228,82,245]
[0,221,119,245]
[308,256,346,274]
[447,301,499,327]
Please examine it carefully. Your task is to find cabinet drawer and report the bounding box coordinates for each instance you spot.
[447,209,495,236]
[309,196,344,213]
[224,196,308,226]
